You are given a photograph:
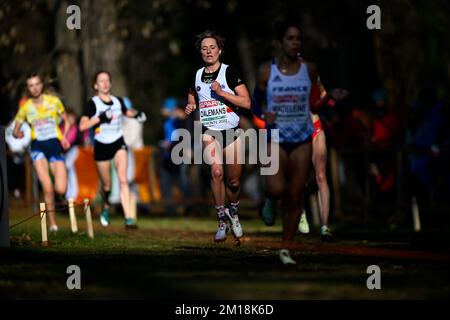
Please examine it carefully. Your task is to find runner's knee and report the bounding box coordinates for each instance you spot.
[316,171,327,186]
[118,173,128,186]
[211,167,223,182]
[55,184,66,196]
[267,183,285,198]
[227,179,240,193]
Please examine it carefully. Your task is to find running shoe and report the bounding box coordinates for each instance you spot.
[321,226,334,242]
[298,210,310,234]
[100,208,110,227]
[225,208,243,239]
[49,225,59,233]
[214,220,227,242]
[278,249,297,265]
[125,217,138,229]
[261,198,276,226]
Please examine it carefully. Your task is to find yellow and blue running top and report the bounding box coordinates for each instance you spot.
[15,94,65,142]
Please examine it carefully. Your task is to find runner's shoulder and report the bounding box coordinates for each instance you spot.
[257,61,272,84]
[304,61,319,82]
[43,93,58,102]
[259,60,272,74]
[20,98,33,110]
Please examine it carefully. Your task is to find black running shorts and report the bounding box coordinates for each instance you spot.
[94,137,128,161]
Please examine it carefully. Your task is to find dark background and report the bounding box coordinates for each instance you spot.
[0,0,448,142]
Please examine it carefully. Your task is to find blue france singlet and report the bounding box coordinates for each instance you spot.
[266,60,314,143]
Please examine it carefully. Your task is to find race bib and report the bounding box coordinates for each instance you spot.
[99,121,121,135]
[199,100,228,127]
[33,117,59,141]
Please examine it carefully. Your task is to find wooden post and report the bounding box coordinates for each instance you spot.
[411,197,421,232]
[40,202,48,245]
[84,199,94,239]
[68,199,78,233]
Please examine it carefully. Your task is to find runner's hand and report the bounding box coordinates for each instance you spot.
[61,137,71,150]
[210,81,223,96]
[98,109,112,123]
[185,103,197,115]
[135,111,147,123]
[13,131,24,139]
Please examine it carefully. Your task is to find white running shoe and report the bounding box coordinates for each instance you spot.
[298,210,310,234]
[225,208,243,239]
[214,221,227,242]
[100,208,110,227]
[49,225,59,233]
[279,249,297,265]
[321,225,334,242]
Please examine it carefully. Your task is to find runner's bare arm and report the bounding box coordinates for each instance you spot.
[210,81,251,109]
[185,90,197,115]
[307,62,348,114]
[12,120,24,139]
[79,115,101,132]
[60,111,71,149]
[255,62,275,125]
[125,109,147,123]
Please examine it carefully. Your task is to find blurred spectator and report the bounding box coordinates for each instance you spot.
[370,89,401,150]
[405,86,444,205]
[159,97,191,215]
[60,108,80,200]
[326,95,371,198]
[5,97,32,199]
[122,96,144,148]
[368,89,401,195]
[437,88,450,198]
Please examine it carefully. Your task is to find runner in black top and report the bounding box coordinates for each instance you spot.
[79,71,147,229]
[185,30,251,243]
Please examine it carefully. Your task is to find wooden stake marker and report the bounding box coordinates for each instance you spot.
[412,197,421,232]
[68,199,78,233]
[40,202,48,246]
[84,199,94,239]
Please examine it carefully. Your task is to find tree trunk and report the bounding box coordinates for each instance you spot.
[54,0,83,113]
[237,33,255,91]
[80,0,127,99]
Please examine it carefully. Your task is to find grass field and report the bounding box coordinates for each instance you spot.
[2,202,450,300]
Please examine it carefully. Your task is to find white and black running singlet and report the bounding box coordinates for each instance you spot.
[83,95,128,144]
[194,63,244,131]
